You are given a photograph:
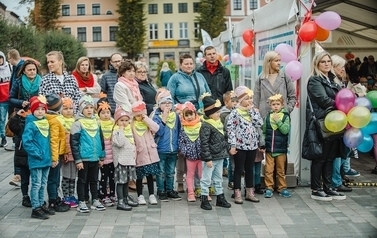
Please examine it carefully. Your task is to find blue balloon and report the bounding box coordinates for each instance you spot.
[357,134,374,153]
[360,112,377,135]
[343,128,363,148]
[355,97,372,110]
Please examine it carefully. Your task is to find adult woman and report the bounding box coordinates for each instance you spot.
[160,62,173,87]
[135,61,157,116]
[72,57,101,98]
[39,51,81,112]
[303,51,345,201]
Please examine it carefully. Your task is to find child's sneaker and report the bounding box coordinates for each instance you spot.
[194,188,201,198]
[187,192,196,202]
[65,196,78,208]
[158,192,169,202]
[345,169,360,177]
[137,195,147,205]
[279,189,291,198]
[102,197,114,207]
[110,196,117,204]
[264,189,273,198]
[227,182,234,190]
[167,190,182,201]
[77,201,90,213]
[209,187,216,196]
[91,199,106,211]
[148,194,158,205]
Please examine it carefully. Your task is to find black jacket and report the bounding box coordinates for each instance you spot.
[197,61,232,105]
[200,121,228,162]
[137,79,157,116]
[8,114,28,167]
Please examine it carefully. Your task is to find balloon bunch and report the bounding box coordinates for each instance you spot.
[195,51,205,65]
[274,43,302,81]
[324,89,377,153]
[241,29,255,57]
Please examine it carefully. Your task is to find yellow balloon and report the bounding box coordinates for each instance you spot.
[324,110,347,132]
[347,106,371,128]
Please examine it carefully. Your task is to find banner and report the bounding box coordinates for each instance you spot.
[201,29,213,47]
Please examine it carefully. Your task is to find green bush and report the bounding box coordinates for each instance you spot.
[155,60,176,88]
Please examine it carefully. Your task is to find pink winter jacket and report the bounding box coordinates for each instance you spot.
[132,117,160,167]
[65,132,74,162]
[100,120,114,164]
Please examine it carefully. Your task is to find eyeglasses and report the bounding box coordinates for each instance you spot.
[136,71,147,74]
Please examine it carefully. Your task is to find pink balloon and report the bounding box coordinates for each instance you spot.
[315,11,341,30]
[285,60,303,81]
[335,88,356,113]
[275,43,296,63]
[223,54,229,61]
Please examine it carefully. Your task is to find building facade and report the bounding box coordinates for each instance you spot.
[0,2,24,26]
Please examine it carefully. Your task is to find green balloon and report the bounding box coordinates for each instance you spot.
[366,91,377,109]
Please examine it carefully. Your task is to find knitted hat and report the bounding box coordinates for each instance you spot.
[96,97,111,115]
[132,101,147,116]
[155,89,173,106]
[62,97,73,108]
[174,103,185,112]
[114,106,131,122]
[46,93,62,112]
[182,101,196,113]
[202,94,221,117]
[234,86,254,103]
[30,95,48,114]
[78,95,94,113]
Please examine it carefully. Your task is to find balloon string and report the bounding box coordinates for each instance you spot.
[297,43,311,60]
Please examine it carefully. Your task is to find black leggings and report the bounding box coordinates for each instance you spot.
[233,149,257,190]
[136,175,154,196]
[77,161,99,202]
[100,163,115,197]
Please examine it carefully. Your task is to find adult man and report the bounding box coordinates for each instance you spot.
[358,55,377,78]
[100,53,123,114]
[197,46,233,105]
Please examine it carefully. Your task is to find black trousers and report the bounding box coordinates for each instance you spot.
[233,149,257,190]
[19,165,30,196]
[77,161,99,202]
[100,162,115,197]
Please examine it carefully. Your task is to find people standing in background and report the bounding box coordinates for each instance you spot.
[160,62,173,87]
[72,57,101,99]
[0,51,11,148]
[135,61,157,116]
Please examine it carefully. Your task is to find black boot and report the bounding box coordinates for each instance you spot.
[31,207,49,220]
[216,193,231,208]
[254,184,264,195]
[117,199,132,211]
[22,195,32,207]
[200,195,212,210]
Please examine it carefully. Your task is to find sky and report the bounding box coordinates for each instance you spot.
[2,0,33,21]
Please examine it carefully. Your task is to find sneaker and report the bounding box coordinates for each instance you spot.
[9,175,21,187]
[4,143,15,151]
[264,189,274,198]
[22,195,32,207]
[148,194,158,205]
[345,169,360,177]
[209,187,216,196]
[110,196,117,204]
[41,205,55,215]
[31,207,49,220]
[91,199,106,211]
[102,197,114,207]
[77,201,90,213]
[187,192,196,202]
[137,195,147,205]
[53,198,70,212]
[371,166,377,175]
[0,136,7,147]
[64,196,78,208]
[227,182,234,190]
[350,148,359,159]
[326,189,346,200]
[311,190,332,201]
[279,189,291,198]
[194,188,201,198]
[167,190,182,201]
[335,184,352,192]
[158,192,169,202]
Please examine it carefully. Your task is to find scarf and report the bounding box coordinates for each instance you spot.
[100,120,114,139]
[183,122,201,142]
[57,115,74,132]
[72,70,94,88]
[160,111,176,129]
[22,74,42,97]
[133,120,148,136]
[236,107,251,121]
[33,118,49,137]
[118,76,142,101]
[79,118,99,137]
[205,118,224,135]
[114,124,134,144]
[0,62,11,79]
[205,60,219,75]
[269,112,285,130]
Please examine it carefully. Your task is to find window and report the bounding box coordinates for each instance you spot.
[77,4,85,15]
[164,23,173,39]
[179,22,188,39]
[193,2,199,12]
[149,24,158,40]
[106,10,112,15]
[92,27,102,42]
[77,27,86,42]
[148,4,157,14]
[233,0,242,10]
[194,22,200,38]
[92,4,100,15]
[249,0,257,10]
[178,3,188,13]
[62,5,70,16]
[62,27,71,34]
[109,26,118,41]
[163,3,173,14]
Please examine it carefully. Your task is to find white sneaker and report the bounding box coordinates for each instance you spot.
[91,199,106,211]
[138,195,147,205]
[77,201,90,213]
[149,194,158,205]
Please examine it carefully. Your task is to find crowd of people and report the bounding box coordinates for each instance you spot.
[0,47,376,220]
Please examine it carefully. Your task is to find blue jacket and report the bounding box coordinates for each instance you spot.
[152,109,180,153]
[22,114,52,169]
[160,70,173,87]
[10,59,24,92]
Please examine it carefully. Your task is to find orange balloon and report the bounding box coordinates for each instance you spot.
[315,25,330,41]
[241,44,254,57]
[217,54,222,61]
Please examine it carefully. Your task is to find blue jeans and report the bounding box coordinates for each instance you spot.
[0,102,8,138]
[332,157,350,187]
[200,160,224,196]
[254,161,261,185]
[47,156,62,200]
[156,152,177,193]
[30,167,50,209]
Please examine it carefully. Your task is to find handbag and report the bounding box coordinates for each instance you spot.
[5,111,16,137]
[302,118,323,160]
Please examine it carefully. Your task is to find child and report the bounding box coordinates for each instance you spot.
[226,86,263,204]
[179,101,202,202]
[263,94,291,198]
[45,93,70,213]
[22,95,51,219]
[96,97,116,207]
[131,101,160,205]
[70,95,106,213]
[199,94,231,210]
[152,89,181,201]
[112,106,138,210]
[174,103,186,193]
[59,97,78,208]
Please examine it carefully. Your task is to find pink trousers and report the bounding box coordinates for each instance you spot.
[186,160,202,194]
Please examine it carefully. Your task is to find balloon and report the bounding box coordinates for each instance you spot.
[285,60,303,81]
[315,25,330,41]
[360,112,377,135]
[200,45,205,52]
[200,58,205,63]
[366,91,377,108]
[347,106,371,128]
[335,88,356,113]
[195,57,201,64]
[343,128,363,148]
[315,11,341,30]
[217,54,222,61]
[197,52,203,58]
[223,54,229,62]
[232,53,245,65]
[241,45,255,57]
[298,21,318,42]
[231,53,240,62]
[274,43,296,63]
[355,97,372,110]
[242,29,254,46]
[324,110,347,132]
[356,134,374,153]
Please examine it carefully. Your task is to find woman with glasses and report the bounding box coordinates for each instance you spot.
[134,61,157,116]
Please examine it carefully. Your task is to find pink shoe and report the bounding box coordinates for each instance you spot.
[187,192,196,202]
[208,195,212,201]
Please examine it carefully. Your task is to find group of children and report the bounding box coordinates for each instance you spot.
[17,83,292,219]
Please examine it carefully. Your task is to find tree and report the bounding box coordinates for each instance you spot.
[116,0,146,60]
[195,0,227,43]
[20,0,61,31]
